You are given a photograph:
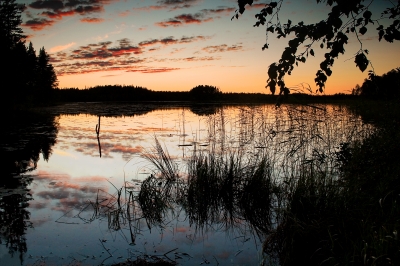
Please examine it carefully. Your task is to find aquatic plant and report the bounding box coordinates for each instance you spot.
[85,103,398,265]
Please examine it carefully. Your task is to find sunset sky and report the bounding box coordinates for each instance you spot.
[16,0,400,94]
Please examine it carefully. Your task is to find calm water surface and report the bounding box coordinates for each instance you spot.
[0,102,374,265]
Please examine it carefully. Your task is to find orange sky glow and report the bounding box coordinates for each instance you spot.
[17,0,400,94]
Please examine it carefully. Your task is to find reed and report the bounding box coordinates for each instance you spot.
[92,103,398,265]
[139,104,399,265]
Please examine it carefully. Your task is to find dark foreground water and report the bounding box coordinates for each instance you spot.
[0,102,374,265]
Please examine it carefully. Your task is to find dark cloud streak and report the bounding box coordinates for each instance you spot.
[22,17,55,31]
[25,0,113,30]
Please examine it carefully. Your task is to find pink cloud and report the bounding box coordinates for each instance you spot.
[80,17,105,23]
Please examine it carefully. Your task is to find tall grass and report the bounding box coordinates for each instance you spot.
[89,103,399,265]
[140,104,397,265]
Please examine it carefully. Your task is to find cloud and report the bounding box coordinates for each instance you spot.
[126,67,180,74]
[153,6,237,28]
[50,42,76,53]
[41,10,76,19]
[25,0,116,30]
[56,65,181,76]
[202,44,244,53]
[118,10,130,17]
[80,17,105,23]
[139,36,180,46]
[133,0,202,12]
[155,13,213,27]
[170,47,185,54]
[132,5,167,12]
[157,0,202,9]
[201,7,236,16]
[180,56,220,61]
[37,188,71,199]
[22,18,55,31]
[50,35,212,76]
[29,0,64,11]
[67,40,143,60]
[32,170,108,214]
[40,5,104,20]
[137,35,210,49]
[75,5,104,14]
[180,35,209,43]
[109,145,143,154]
[29,201,48,210]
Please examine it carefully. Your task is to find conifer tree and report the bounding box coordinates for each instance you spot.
[0,0,25,49]
[26,42,37,91]
[36,47,58,102]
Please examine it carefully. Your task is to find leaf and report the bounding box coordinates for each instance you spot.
[310,49,314,56]
[267,80,276,94]
[359,26,367,35]
[379,29,384,41]
[333,17,342,30]
[355,53,369,72]
[363,10,372,20]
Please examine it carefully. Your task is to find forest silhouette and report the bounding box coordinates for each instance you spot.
[1,0,57,109]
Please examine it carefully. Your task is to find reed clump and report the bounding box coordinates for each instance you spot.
[140,104,399,265]
[182,149,277,233]
[260,104,400,266]
[90,103,398,265]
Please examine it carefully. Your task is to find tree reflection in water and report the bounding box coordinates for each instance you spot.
[0,111,58,264]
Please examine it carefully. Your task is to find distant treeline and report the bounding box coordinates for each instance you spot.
[55,85,362,103]
[52,67,400,104]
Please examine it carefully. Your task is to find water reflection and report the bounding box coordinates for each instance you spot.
[0,103,377,265]
[0,112,58,264]
[188,103,221,116]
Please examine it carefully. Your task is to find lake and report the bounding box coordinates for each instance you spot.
[0,102,375,266]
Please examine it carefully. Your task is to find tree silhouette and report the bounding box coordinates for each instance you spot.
[0,0,25,48]
[0,0,58,107]
[356,67,400,98]
[26,42,38,91]
[234,0,400,95]
[189,85,222,101]
[36,47,58,102]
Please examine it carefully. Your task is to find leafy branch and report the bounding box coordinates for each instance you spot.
[233,0,400,94]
